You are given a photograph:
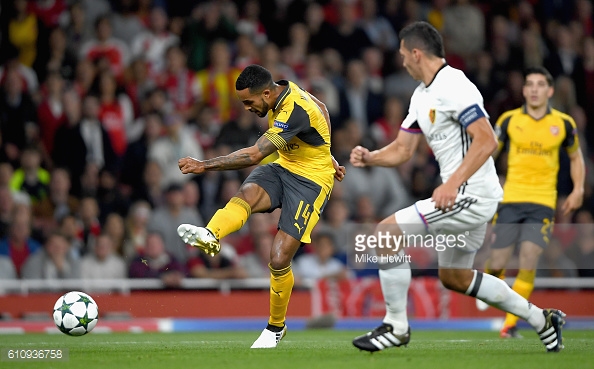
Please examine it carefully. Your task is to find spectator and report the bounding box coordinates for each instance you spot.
[9,146,50,204]
[187,246,246,279]
[293,232,350,284]
[129,231,185,288]
[4,0,45,67]
[148,113,203,188]
[196,39,241,123]
[442,0,485,61]
[131,7,178,75]
[80,233,126,279]
[78,95,118,172]
[79,15,130,79]
[76,196,101,255]
[327,1,373,62]
[214,105,262,153]
[0,68,38,165]
[123,200,152,260]
[58,213,84,259]
[96,167,129,222]
[34,26,77,83]
[124,58,156,120]
[103,213,126,256]
[32,167,79,233]
[110,0,146,47]
[0,205,41,277]
[119,111,163,195]
[157,45,200,121]
[147,183,203,263]
[370,97,405,148]
[21,231,80,279]
[240,231,274,278]
[37,71,66,156]
[0,186,15,239]
[358,0,399,52]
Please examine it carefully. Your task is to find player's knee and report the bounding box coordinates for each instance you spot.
[269,255,291,271]
[438,269,471,293]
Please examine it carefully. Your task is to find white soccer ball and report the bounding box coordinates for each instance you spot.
[53,291,99,336]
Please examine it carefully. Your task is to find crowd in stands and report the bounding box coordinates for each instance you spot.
[0,0,593,285]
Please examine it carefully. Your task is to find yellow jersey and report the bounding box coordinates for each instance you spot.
[263,80,335,192]
[495,106,579,208]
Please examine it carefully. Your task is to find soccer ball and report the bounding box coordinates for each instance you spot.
[53,291,99,336]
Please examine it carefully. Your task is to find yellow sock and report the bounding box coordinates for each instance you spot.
[484,259,505,279]
[503,269,536,328]
[206,197,251,240]
[268,264,294,328]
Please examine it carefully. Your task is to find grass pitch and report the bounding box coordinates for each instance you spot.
[0,330,592,369]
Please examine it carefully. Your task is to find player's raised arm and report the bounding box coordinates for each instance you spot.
[350,129,422,168]
[178,135,277,174]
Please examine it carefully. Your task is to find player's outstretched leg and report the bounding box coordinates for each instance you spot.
[353,260,412,352]
[177,224,220,256]
[465,270,565,352]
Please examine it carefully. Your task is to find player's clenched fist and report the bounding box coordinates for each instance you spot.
[178,157,205,174]
[350,145,370,167]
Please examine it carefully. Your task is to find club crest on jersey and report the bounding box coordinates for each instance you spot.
[429,109,436,124]
[550,125,559,136]
[274,121,289,130]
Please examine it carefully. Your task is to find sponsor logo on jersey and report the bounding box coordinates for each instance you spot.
[281,143,300,151]
[429,109,436,124]
[550,125,559,136]
[274,121,289,130]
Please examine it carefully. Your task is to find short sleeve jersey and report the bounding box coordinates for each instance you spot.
[400,64,503,200]
[495,106,579,208]
[263,80,335,191]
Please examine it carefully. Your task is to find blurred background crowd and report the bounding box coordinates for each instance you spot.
[0,0,593,286]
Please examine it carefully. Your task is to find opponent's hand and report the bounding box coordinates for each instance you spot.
[431,182,459,212]
[350,146,370,167]
[178,157,205,175]
[561,190,583,216]
[332,156,346,182]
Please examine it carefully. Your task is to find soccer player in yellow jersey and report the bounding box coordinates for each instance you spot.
[176,64,346,348]
[478,66,586,338]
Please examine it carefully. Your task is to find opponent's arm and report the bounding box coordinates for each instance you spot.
[561,147,585,215]
[350,130,422,168]
[444,117,498,189]
[178,135,277,174]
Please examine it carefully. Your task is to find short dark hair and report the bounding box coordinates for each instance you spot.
[235,64,273,93]
[524,66,554,86]
[399,21,445,58]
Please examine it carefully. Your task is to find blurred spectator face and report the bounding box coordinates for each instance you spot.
[94,234,114,261]
[99,72,117,96]
[164,114,183,135]
[143,161,162,188]
[21,148,41,171]
[147,89,168,112]
[49,27,67,53]
[165,186,184,209]
[289,23,309,46]
[60,214,80,239]
[144,113,164,139]
[81,162,99,193]
[63,90,82,123]
[50,168,71,195]
[80,197,99,223]
[210,41,231,68]
[183,181,200,208]
[385,97,404,122]
[338,2,357,25]
[305,2,324,28]
[99,169,117,190]
[14,0,27,14]
[323,48,344,75]
[313,235,336,263]
[326,199,349,225]
[70,2,85,25]
[46,73,64,96]
[523,72,553,109]
[362,47,383,72]
[145,233,165,259]
[76,59,96,87]
[166,47,186,72]
[46,233,70,260]
[150,7,168,33]
[10,212,31,243]
[4,70,23,96]
[96,18,112,42]
[83,96,100,119]
[104,214,124,246]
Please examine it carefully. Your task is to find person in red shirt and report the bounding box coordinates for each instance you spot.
[97,71,134,158]
[157,46,200,121]
[37,72,66,155]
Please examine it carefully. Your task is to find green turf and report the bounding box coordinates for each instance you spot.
[0,330,592,369]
